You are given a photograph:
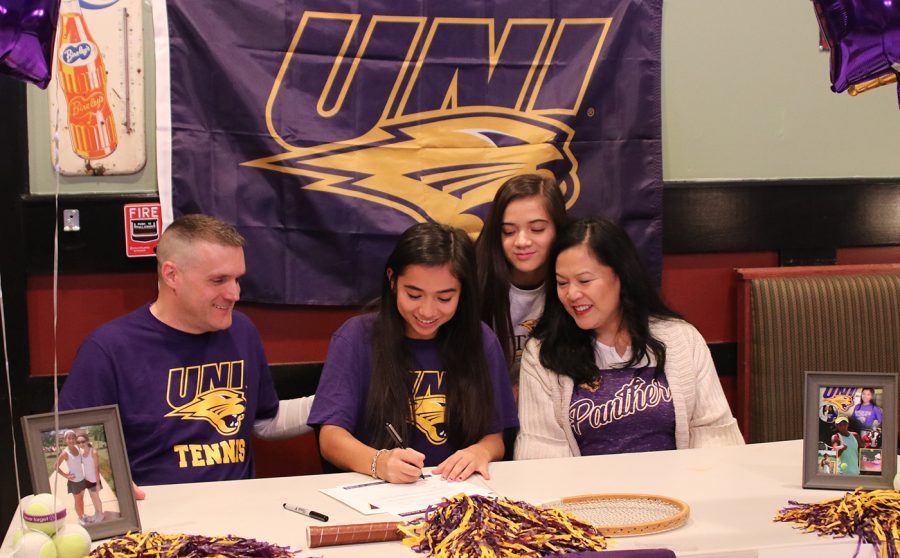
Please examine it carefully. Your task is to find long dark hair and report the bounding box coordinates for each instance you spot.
[476,174,567,365]
[534,217,681,384]
[366,222,494,450]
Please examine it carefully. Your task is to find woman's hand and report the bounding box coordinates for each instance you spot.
[131,482,145,500]
[65,472,75,480]
[377,448,425,484]
[433,444,492,482]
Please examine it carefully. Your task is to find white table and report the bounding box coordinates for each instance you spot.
[3,441,884,557]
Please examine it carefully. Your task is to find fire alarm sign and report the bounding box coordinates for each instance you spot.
[124,202,161,257]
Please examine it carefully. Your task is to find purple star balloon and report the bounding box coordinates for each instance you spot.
[0,0,62,89]
[812,0,900,106]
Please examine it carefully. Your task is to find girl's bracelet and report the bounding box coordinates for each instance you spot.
[371,449,389,479]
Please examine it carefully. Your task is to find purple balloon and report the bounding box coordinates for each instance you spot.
[812,0,900,92]
[0,0,62,89]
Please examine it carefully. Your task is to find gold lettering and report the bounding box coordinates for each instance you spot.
[189,444,205,466]
[220,439,236,463]
[173,445,190,468]
[175,441,248,468]
[203,443,222,465]
[201,362,227,392]
[231,361,244,389]
[167,365,203,409]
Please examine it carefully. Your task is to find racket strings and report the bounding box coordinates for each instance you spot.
[550,498,682,527]
[544,496,687,536]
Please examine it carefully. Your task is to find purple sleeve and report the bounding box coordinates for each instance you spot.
[254,338,279,421]
[308,321,367,434]
[236,314,279,421]
[483,325,520,433]
[59,337,119,411]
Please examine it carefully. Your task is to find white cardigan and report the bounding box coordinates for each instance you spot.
[514,318,744,460]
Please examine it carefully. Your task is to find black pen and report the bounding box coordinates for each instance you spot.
[385,422,426,479]
[282,502,328,522]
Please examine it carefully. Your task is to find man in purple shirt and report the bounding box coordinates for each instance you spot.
[59,215,312,486]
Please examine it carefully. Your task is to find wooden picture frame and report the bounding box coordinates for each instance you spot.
[803,372,897,490]
[21,405,140,539]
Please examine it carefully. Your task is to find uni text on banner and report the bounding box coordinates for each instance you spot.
[154,0,662,305]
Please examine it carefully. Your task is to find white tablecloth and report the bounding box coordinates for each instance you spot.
[3,440,885,557]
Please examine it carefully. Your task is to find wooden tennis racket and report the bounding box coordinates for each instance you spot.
[306,493,689,547]
[307,521,403,548]
[542,493,690,537]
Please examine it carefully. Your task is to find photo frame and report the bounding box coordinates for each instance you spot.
[803,371,897,490]
[21,405,141,539]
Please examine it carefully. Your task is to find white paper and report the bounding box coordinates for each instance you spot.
[320,473,494,518]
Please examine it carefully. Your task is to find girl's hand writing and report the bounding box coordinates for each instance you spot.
[378,448,425,484]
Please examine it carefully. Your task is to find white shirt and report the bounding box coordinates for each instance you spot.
[508,284,545,381]
[65,447,85,481]
[82,447,98,482]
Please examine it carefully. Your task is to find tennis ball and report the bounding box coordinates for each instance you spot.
[11,529,58,558]
[840,462,848,471]
[11,528,31,547]
[52,525,91,558]
[22,494,66,536]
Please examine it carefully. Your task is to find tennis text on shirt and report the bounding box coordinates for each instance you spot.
[165,360,248,468]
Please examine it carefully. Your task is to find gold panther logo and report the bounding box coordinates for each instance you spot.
[243,107,578,236]
[413,387,447,445]
[165,387,246,436]
[824,394,854,413]
[520,318,538,333]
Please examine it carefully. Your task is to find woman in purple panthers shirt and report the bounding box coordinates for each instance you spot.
[515,217,743,460]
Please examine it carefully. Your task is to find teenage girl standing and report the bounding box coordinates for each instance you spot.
[80,436,104,522]
[476,174,567,386]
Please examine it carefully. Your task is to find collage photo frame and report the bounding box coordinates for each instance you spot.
[803,371,898,490]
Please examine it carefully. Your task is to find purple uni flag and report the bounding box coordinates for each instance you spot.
[153,0,662,305]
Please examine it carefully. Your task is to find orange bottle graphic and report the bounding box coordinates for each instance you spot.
[57,0,117,160]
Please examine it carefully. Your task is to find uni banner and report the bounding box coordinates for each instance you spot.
[153,0,662,305]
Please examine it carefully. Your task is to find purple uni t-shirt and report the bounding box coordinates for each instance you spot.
[309,314,519,466]
[569,366,675,456]
[851,403,883,430]
[59,304,279,485]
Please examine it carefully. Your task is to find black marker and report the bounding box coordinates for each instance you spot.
[385,422,426,479]
[282,502,328,522]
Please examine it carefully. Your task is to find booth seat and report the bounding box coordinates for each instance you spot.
[735,263,900,443]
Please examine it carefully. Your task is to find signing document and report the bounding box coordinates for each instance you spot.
[321,473,494,518]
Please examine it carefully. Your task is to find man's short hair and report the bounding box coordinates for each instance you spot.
[156,214,245,266]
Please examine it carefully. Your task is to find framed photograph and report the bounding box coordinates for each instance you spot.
[803,371,897,490]
[21,405,141,539]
